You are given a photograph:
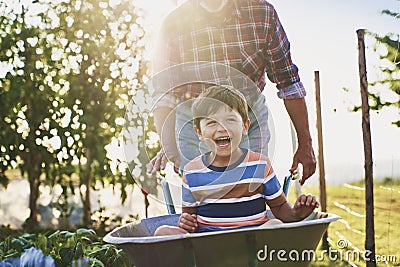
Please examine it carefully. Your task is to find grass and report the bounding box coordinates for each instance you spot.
[287,178,400,267]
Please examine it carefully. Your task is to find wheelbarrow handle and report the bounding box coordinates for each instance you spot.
[282,171,298,198]
[159,177,176,215]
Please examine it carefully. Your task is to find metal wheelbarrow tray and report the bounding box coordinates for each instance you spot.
[104,211,339,267]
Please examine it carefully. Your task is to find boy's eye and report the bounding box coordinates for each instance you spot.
[206,121,216,126]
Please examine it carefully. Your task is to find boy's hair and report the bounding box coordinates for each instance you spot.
[192,85,249,129]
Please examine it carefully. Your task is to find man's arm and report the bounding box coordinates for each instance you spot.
[261,5,316,184]
[284,98,316,184]
[147,107,181,173]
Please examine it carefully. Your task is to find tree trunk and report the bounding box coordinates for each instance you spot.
[24,93,42,230]
[25,154,42,230]
[82,148,92,227]
[26,176,39,230]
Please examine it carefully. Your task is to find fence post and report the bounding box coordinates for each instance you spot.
[357,29,376,267]
[314,70,329,250]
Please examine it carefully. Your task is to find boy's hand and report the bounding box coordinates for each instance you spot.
[293,194,319,219]
[178,213,198,233]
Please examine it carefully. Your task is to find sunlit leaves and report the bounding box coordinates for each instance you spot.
[369,10,400,127]
[0,0,152,229]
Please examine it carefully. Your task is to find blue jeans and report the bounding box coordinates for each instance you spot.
[175,93,270,170]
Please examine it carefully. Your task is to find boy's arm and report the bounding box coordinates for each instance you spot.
[267,193,318,222]
[182,207,197,214]
[181,174,198,232]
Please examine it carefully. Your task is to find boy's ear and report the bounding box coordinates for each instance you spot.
[242,118,250,136]
[194,125,203,140]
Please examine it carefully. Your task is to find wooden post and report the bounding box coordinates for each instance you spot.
[357,29,376,267]
[314,71,329,249]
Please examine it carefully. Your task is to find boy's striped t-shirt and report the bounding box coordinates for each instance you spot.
[182,149,284,232]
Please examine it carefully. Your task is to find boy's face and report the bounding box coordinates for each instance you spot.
[194,105,250,162]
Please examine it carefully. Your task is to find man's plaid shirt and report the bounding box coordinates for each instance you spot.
[152,0,306,108]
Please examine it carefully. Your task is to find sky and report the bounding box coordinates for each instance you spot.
[264,0,400,184]
[135,0,400,185]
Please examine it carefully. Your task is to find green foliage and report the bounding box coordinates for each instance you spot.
[350,176,400,187]
[90,199,139,235]
[0,0,80,228]
[0,228,132,267]
[380,176,400,185]
[367,7,400,127]
[0,0,158,229]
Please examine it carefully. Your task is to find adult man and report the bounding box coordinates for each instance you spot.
[147,0,316,185]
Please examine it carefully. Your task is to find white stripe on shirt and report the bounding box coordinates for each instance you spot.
[198,211,266,223]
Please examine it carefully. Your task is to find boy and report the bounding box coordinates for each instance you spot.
[155,86,318,235]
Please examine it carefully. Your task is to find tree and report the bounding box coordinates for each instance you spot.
[366,5,400,126]
[53,0,151,227]
[0,1,78,229]
[0,0,154,229]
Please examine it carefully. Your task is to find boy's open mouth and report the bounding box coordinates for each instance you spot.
[214,137,231,147]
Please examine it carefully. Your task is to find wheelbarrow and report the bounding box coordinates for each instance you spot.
[104,173,339,267]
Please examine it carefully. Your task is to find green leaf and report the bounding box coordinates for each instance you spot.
[59,247,74,264]
[11,239,26,251]
[74,242,83,259]
[4,251,19,259]
[90,258,105,267]
[76,228,96,236]
[48,230,61,240]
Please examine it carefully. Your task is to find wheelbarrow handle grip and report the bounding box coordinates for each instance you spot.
[159,177,176,215]
[282,171,298,198]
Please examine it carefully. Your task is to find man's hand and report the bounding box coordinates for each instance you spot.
[146,150,181,174]
[178,213,198,233]
[147,151,168,174]
[290,144,316,185]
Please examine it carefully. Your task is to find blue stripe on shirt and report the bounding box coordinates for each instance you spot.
[182,185,196,204]
[185,164,267,188]
[263,175,281,197]
[197,198,266,218]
